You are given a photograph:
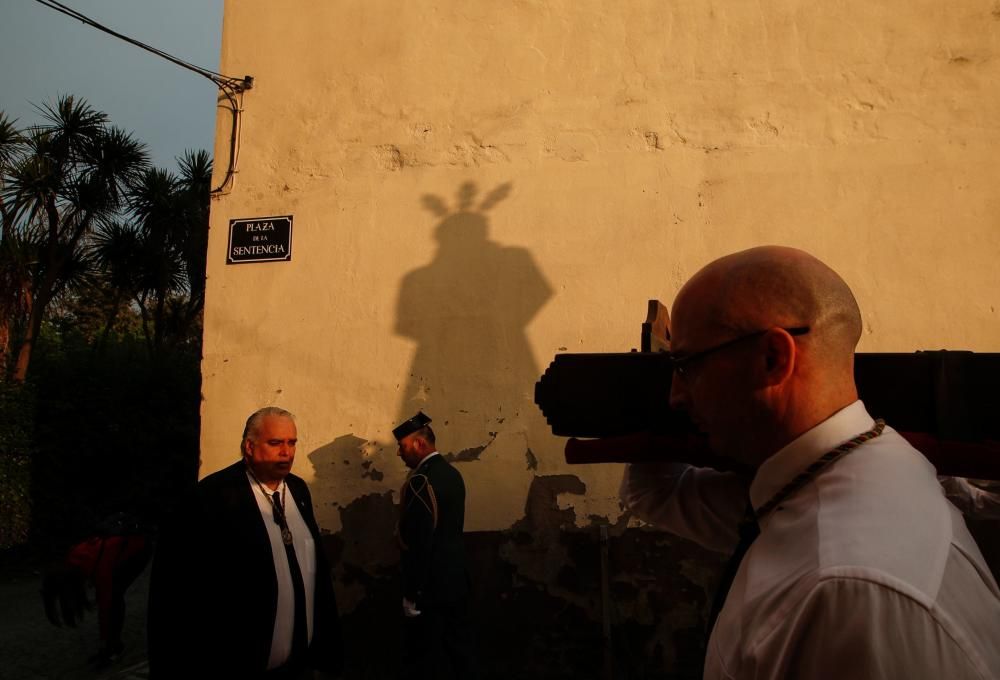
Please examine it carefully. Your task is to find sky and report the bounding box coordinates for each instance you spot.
[0,0,224,170]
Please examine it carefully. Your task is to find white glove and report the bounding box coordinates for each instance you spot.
[402,597,422,617]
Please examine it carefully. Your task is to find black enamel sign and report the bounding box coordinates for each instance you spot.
[227,215,293,264]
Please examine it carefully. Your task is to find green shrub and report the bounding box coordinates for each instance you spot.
[0,382,35,549]
[25,330,201,547]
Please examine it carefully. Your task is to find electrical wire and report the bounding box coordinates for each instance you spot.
[215,85,244,196]
[32,0,251,195]
[32,0,247,89]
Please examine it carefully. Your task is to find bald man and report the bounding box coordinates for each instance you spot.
[621,247,1000,680]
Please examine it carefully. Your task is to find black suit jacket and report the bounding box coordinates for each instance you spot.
[148,461,342,677]
[399,454,470,607]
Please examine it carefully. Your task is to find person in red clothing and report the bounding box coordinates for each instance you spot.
[42,513,152,669]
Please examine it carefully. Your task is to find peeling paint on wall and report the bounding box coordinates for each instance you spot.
[443,445,487,463]
[330,490,398,614]
[327,472,726,678]
[205,1,1000,676]
[360,459,384,481]
[525,448,538,470]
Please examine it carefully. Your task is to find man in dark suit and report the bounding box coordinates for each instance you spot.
[394,412,478,680]
[149,407,342,679]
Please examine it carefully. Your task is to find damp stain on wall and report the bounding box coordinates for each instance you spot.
[326,470,726,679]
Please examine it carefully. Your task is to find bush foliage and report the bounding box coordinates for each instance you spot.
[0,97,207,554]
[0,381,34,549]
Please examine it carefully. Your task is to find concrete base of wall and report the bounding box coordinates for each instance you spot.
[328,519,1000,679]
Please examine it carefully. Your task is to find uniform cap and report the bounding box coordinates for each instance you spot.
[393,411,432,441]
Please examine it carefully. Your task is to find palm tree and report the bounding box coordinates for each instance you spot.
[0,96,148,381]
[127,166,184,353]
[0,112,28,377]
[176,150,211,314]
[88,217,144,349]
[89,150,211,357]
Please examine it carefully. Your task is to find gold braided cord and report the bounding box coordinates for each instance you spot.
[395,472,439,551]
[755,419,886,520]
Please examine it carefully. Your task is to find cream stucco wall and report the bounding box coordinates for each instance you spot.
[203,0,1000,535]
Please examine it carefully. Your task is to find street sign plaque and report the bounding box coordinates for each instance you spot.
[227,215,293,264]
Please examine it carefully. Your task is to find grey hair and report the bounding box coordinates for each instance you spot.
[242,407,295,443]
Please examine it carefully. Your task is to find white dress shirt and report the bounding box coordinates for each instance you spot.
[621,401,1000,680]
[247,473,317,670]
[941,477,1000,520]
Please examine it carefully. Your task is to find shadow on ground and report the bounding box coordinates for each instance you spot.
[0,564,151,680]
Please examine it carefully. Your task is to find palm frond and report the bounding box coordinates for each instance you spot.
[79,126,149,210]
[0,112,26,170]
[177,149,212,191]
[129,167,179,225]
[90,218,142,286]
[33,95,107,165]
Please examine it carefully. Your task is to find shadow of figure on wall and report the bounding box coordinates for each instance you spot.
[307,435,403,680]
[395,182,553,457]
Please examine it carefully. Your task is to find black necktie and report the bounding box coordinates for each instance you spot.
[705,501,760,639]
[273,491,309,662]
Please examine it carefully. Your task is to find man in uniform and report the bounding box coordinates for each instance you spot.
[149,407,342,679]
[620,246,1000,679]
[394,411,478,680]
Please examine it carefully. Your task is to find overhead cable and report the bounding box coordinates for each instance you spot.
[32,0,251,194]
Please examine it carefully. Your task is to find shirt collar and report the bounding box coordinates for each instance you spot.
[245,468,286,497]
[749,400,875,511]
[416,450,440,471]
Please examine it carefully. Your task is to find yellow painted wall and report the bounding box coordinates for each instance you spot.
[204,0,1000,534]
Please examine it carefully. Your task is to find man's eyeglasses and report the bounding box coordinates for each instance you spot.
[669,326,810,378]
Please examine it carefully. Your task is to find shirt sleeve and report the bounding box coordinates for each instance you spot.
[940,477,1000,520]
[399,474,436,603]
[751,575,991,680]
[620,462,749,553]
